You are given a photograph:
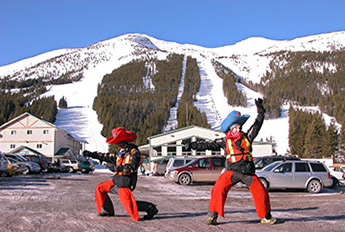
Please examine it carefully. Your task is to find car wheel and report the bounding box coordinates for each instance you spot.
[178,173,192,185]
[307,179,322,193]
[22,167,30,175]
[259,178,269,190]
[68,167,74,173]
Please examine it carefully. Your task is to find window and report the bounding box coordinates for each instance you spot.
[27,130,32,135]
[194,158,210,168]
[213,158,225,167]
[37,144,42,149]
[295,162,310,172]
[274,163,292,173]
[310,163,327,172]
[173,160,184,167]
[10,144,16,149]
[11,130,16,135]
[43,130,49,134]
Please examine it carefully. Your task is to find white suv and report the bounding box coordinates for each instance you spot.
[61,159,81,173]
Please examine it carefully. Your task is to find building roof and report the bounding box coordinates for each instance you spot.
[10,145,45,156]
[55,147,71,157]
[148,125,222,140]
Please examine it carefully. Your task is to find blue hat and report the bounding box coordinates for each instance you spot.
[220,110,250,133]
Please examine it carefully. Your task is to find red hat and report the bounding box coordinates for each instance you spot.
[106,127,137,144]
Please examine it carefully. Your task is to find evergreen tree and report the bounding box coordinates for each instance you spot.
[58,96,68,108]
[303,118,325,158]
[338,120,345,158]
[322,120,339,158]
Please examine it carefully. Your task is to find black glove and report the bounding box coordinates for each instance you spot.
[255,98,266,114]
[184,143,192,151]
[123,164,133,172]
[184,142,197,151]
[113,165,123,172]
[108,164,116,172]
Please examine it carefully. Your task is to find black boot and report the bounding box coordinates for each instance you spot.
[136,201,158,220]
[98,195,114,216]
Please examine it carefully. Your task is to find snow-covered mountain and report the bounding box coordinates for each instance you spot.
[1,31,344,154]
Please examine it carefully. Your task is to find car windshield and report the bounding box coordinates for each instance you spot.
[27,156,40,163]
[16,155,27,162]
[263,162,281,171]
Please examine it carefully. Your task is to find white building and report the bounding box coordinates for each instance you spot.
[0,112,87,159]
[143,125,275,161]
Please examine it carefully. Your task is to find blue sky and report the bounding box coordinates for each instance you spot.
[1,0,344,66]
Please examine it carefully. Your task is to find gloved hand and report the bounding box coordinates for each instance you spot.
[113,165,123,172]
[107,164,116,172]
[255,98,266,114]
[123,164,133,172]
[184,143,192,151]
[184,142,197,151]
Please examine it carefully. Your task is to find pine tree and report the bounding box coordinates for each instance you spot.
[338,120,345,158]
[303,118,325,158]
[58,96,68,108]
[322,120,339,158]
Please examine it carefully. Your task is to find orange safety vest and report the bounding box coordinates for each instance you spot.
[225,136,253,163]
[114,148,137,176]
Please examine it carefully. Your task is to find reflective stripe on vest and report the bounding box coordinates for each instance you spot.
[114,148,136,176]
[225,137,253,162]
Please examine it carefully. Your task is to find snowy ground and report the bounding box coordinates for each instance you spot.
[0,173,344,232]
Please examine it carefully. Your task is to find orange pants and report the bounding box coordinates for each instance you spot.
[209,171,271,218]
[95,179,139,221]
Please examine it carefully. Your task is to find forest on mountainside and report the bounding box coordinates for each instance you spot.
[93,54,210,148]
[177,56,209,128]
[288,107,340,158]
[0,85,57,124]
[256,50,345,123]
[212,60,247,107]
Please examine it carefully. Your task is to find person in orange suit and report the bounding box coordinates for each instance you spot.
[186,99,276,225]
[95,127,158,221]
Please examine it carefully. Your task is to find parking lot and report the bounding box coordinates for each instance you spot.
[0,171,344,232]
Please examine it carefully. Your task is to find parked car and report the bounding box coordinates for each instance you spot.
[164,157,198,177]
[4,153,41,174]
[22,154,49,172]
[329,166,345,180]
[166,156,225,185]
[151,157,172,176]
[254,155,300,170]
[6,157,29,174]
[256,160,333,193]
[61,159,81,173]
[0,153,10,177]
[80,160,94,173]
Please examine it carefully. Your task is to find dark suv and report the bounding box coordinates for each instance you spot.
[254,155,300,170]
[166,156,225,185]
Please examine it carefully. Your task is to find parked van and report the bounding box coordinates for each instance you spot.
[166,156,225,185]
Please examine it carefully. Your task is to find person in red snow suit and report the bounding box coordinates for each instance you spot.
[186,98,276,225]
[94,127,158,221]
